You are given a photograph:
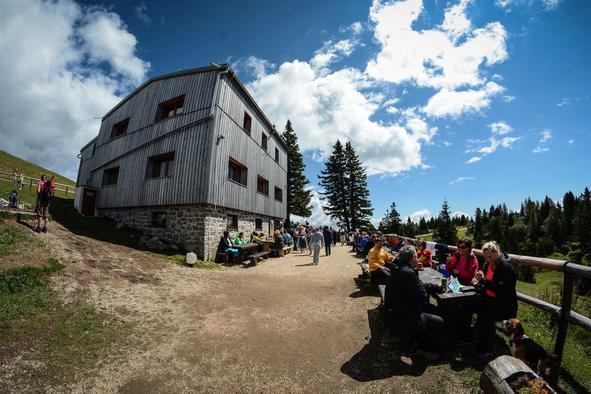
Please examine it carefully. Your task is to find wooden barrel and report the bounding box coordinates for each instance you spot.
[480,355,535,394]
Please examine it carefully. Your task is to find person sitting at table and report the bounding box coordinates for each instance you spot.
[367,238,394,285]
[234,231,246,246]
[251,232,261,242]
[467,241,517,361]
[272,230,285,257]
[218,231,239,262]
[445,238,478,285]
[387,234,406,253]
[384,245,445,359]
[417,241,433,268]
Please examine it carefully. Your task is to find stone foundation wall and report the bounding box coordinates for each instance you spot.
[100,204,274,260]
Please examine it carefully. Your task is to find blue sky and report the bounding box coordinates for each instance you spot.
[1,0,590,225]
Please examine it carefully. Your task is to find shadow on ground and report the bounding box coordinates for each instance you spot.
[341,305,518,383]
[45,197,148,251]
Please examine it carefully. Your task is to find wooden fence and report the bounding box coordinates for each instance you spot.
[0,170,75,197]
[395,234,591,387]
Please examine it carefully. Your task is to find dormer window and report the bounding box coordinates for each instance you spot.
[156,95,185,122]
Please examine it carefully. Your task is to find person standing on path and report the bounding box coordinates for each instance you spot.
[323,226,333,256]
[35,174,51,233]
[309,227,324,265]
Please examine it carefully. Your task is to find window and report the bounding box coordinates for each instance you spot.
[243,112,252,134]
[227,214,238,230]
[151,212,166,228]
[146,152,175,178]
[257,176,269,196]
[110,118,129,139]
[102,166,119,186]
[156,95,185,122]
[274,186,283,202]
[255,218,263,231]
[261,133,268,150]
[275,148,280,163]
[228,158,247,186]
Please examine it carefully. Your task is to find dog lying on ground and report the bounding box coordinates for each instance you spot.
[504,318,552,375]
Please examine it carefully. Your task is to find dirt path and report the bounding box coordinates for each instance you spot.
[19,223,474,393]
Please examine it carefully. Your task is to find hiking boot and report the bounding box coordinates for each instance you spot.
[42,227,47,233]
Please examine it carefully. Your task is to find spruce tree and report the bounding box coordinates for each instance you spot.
[433,199,457,245]
[318,140,349,230]
[344,142,373,230]
[281,120,312,223]
[563,191,577,239]
[379,202,402,234]
[575,187,591,254]
[418,217,429,234]
[472,208,484,248]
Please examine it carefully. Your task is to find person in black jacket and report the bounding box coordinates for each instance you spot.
[323,226,333,256]
[472,241,517,360]
[384,245,444,357]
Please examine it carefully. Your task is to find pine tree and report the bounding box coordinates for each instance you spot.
[472,208,484,248]
[318,140,349,230]
[418,217,429,234]
[575,187,591,254]
[344,142,373,230]
[433,199,457,245]
[281,120,312,223]
[379,202,402,234]
[563,191,577,239]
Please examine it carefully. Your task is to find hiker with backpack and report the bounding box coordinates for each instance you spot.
[35,174,52,233]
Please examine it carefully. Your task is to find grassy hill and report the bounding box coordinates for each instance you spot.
[0,150,76,206]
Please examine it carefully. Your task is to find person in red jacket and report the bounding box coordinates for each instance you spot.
[417,241,433,268]
[445,238,478,285]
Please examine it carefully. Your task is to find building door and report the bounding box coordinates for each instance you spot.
[81,188,96,216]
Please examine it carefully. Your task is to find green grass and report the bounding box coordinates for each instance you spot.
[0,257,127,391]
[0,221,43,258]
[516,271,591,393]
[0,149,75,206]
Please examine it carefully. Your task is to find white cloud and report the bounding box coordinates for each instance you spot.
[310,39,360,71]
[502,95,516,102]
[496,0,561,10]
[533,129,552,153]
[452,211,471,218]
[465,121,521,163]
[449,176,475,185]
[557,97,570,107]
[247,60,436,176]
[291,187,338,228]
[490,121,513,135]
[366,0,507,91]
[0,0,149,179]
[568,139,574,145]
[542,0,561,10]
[423,82,504,118]
[339,21,364,35]
[134,2,151,24]
[405,209,432,223]
[232,56,275,79]
[442,140,453,147]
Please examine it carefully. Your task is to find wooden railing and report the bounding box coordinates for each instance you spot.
[394,234,591,387]
[0,170,75,197]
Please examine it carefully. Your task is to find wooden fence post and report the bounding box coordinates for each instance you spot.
[549,267,574,386]
[29,179,33,191]
[65,186,68,197]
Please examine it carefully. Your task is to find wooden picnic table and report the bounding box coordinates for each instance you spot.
[260,240,275,253]
[418,267,481,342]
[234,243,260,263]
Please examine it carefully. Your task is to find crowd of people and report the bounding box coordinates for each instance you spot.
[356,232,517,363]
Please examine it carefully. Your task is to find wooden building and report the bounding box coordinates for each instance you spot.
[74,64,288,259]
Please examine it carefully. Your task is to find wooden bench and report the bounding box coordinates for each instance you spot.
[246,251,270,265]
[215,252,229,263]
[279,245,293,257]
[358,262,371,278]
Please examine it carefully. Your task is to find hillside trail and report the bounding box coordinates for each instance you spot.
[26,222,470,393]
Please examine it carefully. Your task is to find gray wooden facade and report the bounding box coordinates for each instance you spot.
[75,64,288,224]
